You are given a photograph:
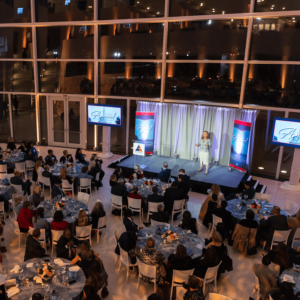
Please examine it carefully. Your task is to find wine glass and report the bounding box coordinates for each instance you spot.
[244,194,248,200]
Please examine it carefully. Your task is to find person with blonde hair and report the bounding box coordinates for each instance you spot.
[33,159,44,183]
[32,185,44,207]
[202,230,226,262]
[60,166,74,185]
[91,201,106,230]
[209,184,224,201]
[7,136,16,151]
[59,150,73,164]
[75,209,91,227]
[195,131,211,175]
[88,160,102,189]
[14,195,23,216]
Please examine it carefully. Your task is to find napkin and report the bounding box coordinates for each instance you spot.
[62,197,66,201]
[33,276,43,284]
[10,265,20,273]
[282,274,295,283]
[69,266,81,272]
[47,218,53,223]
[26,263,33,268]
[186,230,192,234]
[196,244,203,250]
[7,287,20,298]
[54,259,70,266]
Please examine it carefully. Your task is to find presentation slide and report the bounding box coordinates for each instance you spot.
[87,104,122,127]
[271,117,300,148]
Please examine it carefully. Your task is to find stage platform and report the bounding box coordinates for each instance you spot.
[108,155,248,197]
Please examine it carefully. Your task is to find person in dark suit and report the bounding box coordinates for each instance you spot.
[0,154,13,173]
[24,228,47,261]
[45,149,57,166]
[151,204,169,223]
[239,210,258,229]
[111,178,128,206]
[56,229,79,260]
[114,231,138,262]
[147,186,164,204]
[179,210,198,234]
[59,150,73,164]
[202,200,234,234]
[258,206,288,248]
[226,181,256,201]
[52,178,65,199]
[178,174,192,195]
[123,209,143,232]
[42,165,56,187]
[11,170,32,196]
[175,169,191,183]
[18,141,27,153]
[164,182,189,217]
[24,149,37,162]
[113,167,124,181]
[6,137,16,151]
[157,162,171,183]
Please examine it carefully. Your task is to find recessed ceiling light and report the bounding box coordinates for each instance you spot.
[282,7,285,9]
[200,3,203,6]
[157,12,160,14]
[147,7,150,9]
[258,167,264,170]
[281,170,287,173]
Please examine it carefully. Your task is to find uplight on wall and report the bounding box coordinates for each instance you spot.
[281,170,287,173]
[258,167,264,170]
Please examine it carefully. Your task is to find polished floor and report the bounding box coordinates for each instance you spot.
[1,153,298,300]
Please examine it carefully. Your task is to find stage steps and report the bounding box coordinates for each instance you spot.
[247,175,267,194]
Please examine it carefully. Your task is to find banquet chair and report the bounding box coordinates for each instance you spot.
[172,199,185,224]
[62,180,74,197]
[111,194,127,218]
[148,202,163,221]
[97,283,105,300]
[15,162,26,179]
[0,165,7,174]
[209,293,234,300]
[170,269,195,300]
[10,198,17,220]
[77,192,90,206]
[197,261,222,295]
[75,224,92,245]
[128,197,143,222]
[254,193,271,203]
[28,194,33,203]
[25,160,36,178]
[10,216,24,248]
[175,287,186,300]
[118,242,138,283]
[284,200,299,216]
[29,227,46,249]
[252,270,261,300]
[210,215,223,236]
[292,228,300,248]
[264,229,292,250]
[269,295,274,300]
[51,230,64,256]
[42,176,52,199]
[136,257,157,293]
[151,220,168,226]
[96,213,109,244]
[196,221,201,236]
[79,178,92,194]
[11,184,24,197]
[114,228,120,265]
[0,202,5,220]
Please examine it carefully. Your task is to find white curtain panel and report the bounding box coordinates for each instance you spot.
[137,101,258,172]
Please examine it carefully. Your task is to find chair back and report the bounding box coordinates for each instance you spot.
[232,224,257,252]
[15,162,25,172]
[213,214,223,227]
[128,197,141,211]
[253,270,260,290]
[119,243,130,266]
[80,178,91,188]
[148,202,163,214]
[43,176,51,187]
[172,269,194,286]
[9,216,20,234]
[29,227,46,244]
[28,194,33,203]
[254,193,271,203]
[77,192,90,205]
[97,283,105,298]
[0,202,4,214]
[114,228,120,242]
[62,180,73,189]
[25,160,36,169]
[97,214,108,230]
[196,221,201,236]
[111,194,123,206]
[284,200,299,216]
[137,257,157,278]
[51,230,64,245]
[271,229,292,249]
[0,165,7,173]
[205,261,222,282]
[292,227,300,248]
[11,184,23,195]
[151,220,168,226]
[209,293,234,300]
[75,225,92,241]
[173,199,185,211]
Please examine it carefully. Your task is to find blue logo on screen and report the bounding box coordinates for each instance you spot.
[17,7,23,14]
[274,128,300,145]
[65,0,71,5]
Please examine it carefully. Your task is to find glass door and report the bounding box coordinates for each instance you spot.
[48,96,86,148]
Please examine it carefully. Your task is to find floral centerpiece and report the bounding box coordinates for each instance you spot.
[55,201,65,209]
[38,264,53,280]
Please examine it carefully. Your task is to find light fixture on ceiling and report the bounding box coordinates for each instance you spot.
[258,167,264,170]
[281,170,287,173]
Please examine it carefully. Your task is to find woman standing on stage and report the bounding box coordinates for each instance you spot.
[195,131,211,175]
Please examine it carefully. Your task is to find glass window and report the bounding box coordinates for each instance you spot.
[250,17,300,61]
[40,96,48,146]
[255,0,300,12]
[98,0,165,20]
[99,23,164,59]
[165,63,243,103]
[0,95,11,143]
[167,20,247,60]
[0,61,34,92]
[87,98,95,150]
[37,26,94,59]
[0,28,32,59]
[245,64,300,107]
[0,0,31,23]
[99,62,161,98]
[12,94,37,143]
[38,61,94,94]
[35,0,93,22]
[170,0,250,17]
[251,110,284,178]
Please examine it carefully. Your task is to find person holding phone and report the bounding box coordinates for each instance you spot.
[195,131,211,175]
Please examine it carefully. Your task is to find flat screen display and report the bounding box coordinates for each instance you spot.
[87,103,122,127]
[271,117,300,148]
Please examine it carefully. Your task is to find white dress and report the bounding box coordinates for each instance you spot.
[199,139,211,165]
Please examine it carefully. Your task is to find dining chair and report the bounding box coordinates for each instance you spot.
[79,178,91,194]
[128,197,143,222]
[175,287,186,300]
[211,215,223,236]
[284,200,299,216]
[97,283,105,300]
[264,229,292,250]
[196,220,201,236]
[118,243,138,283]
[292,227,300,248]
[75,225,92,245]
[150,220,168,226]
[148,202,163,221]
[10,216,24,248]
[0,165,7,174]
[254,193,271,203]
[77,192,90,206]
[136,258,157,293]
[96,213,109,244]
[15,162,26,179]
[11,184,24,197]
[62,180,74,197]
[252,269,261,300]
[51,230,64,256]
[111,194,127,218]
[29,227,46,249]
[42,176,52,198]
[170,269,195,300]
[25,160,36,178]
[171,199,185,224]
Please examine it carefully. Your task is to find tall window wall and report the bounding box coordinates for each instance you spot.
[1,0,300,179]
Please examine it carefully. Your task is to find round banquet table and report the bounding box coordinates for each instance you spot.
[280,267,300,293]
[6,257,85,300]
[226,199,289,222]
[137,226,205,260]
[126,179,166,198]
[51,163,84,178]
[3,155,24,170]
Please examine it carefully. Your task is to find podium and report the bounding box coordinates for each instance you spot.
[133,142,148,169]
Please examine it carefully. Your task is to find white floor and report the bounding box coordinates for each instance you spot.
[1,153,299,300]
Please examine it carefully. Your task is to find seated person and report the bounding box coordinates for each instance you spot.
[56,229,79,260]
[208,183,224,201]
[226,181,255,201]
[182,275,205,300]
[288,210,300,244]
[0,154,13,174]
[17,200,34,233]
[75,210,91,227]
[60,166,75,185]
[32,293,43,300]
[252,255,278,300]
[88,161,102,189]
[24,148,36,161]
[11,170,32,196]
[151,204,169,223]
[18,141,26,153]
[157,162,171,183]
[14,195,23,216]
[178,210,198,234]
[90,154,105,181]
[138,237,166,284]
[33,160,44,183]
[166,245,192,283]
[239,209,258,229]
[128,185,143,201]
[45,149,57,166]
[42,164,56,187]
[52,178,66,199]
[91,201,106,230]
[59,150,73,164]
[6,137,16,151]
[51,210,69,231]
[271,281,299,300]
[111,178,128,206]
[193,247,220,279]
[75,148,89,166]
[258,206,288,248]
[24,228,47,261]
[123,208,143,232]
[109,174,118,187]
[147,186,164,203]
[31,185,44,208]
[129,165,144,181]
[115,231,139,264]
[176,169,191,183]
[113,167,124,180]
[76,166,93,187]
[207,194,218,212]
[27,142,38,157]
[32,207,49,238]
[178,174,192,195]
[202,231,226,261]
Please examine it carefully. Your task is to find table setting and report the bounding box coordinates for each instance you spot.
[5,257,85,300]
[137,225,205,260]
[0,150,24,170]
[50,163,84,178]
